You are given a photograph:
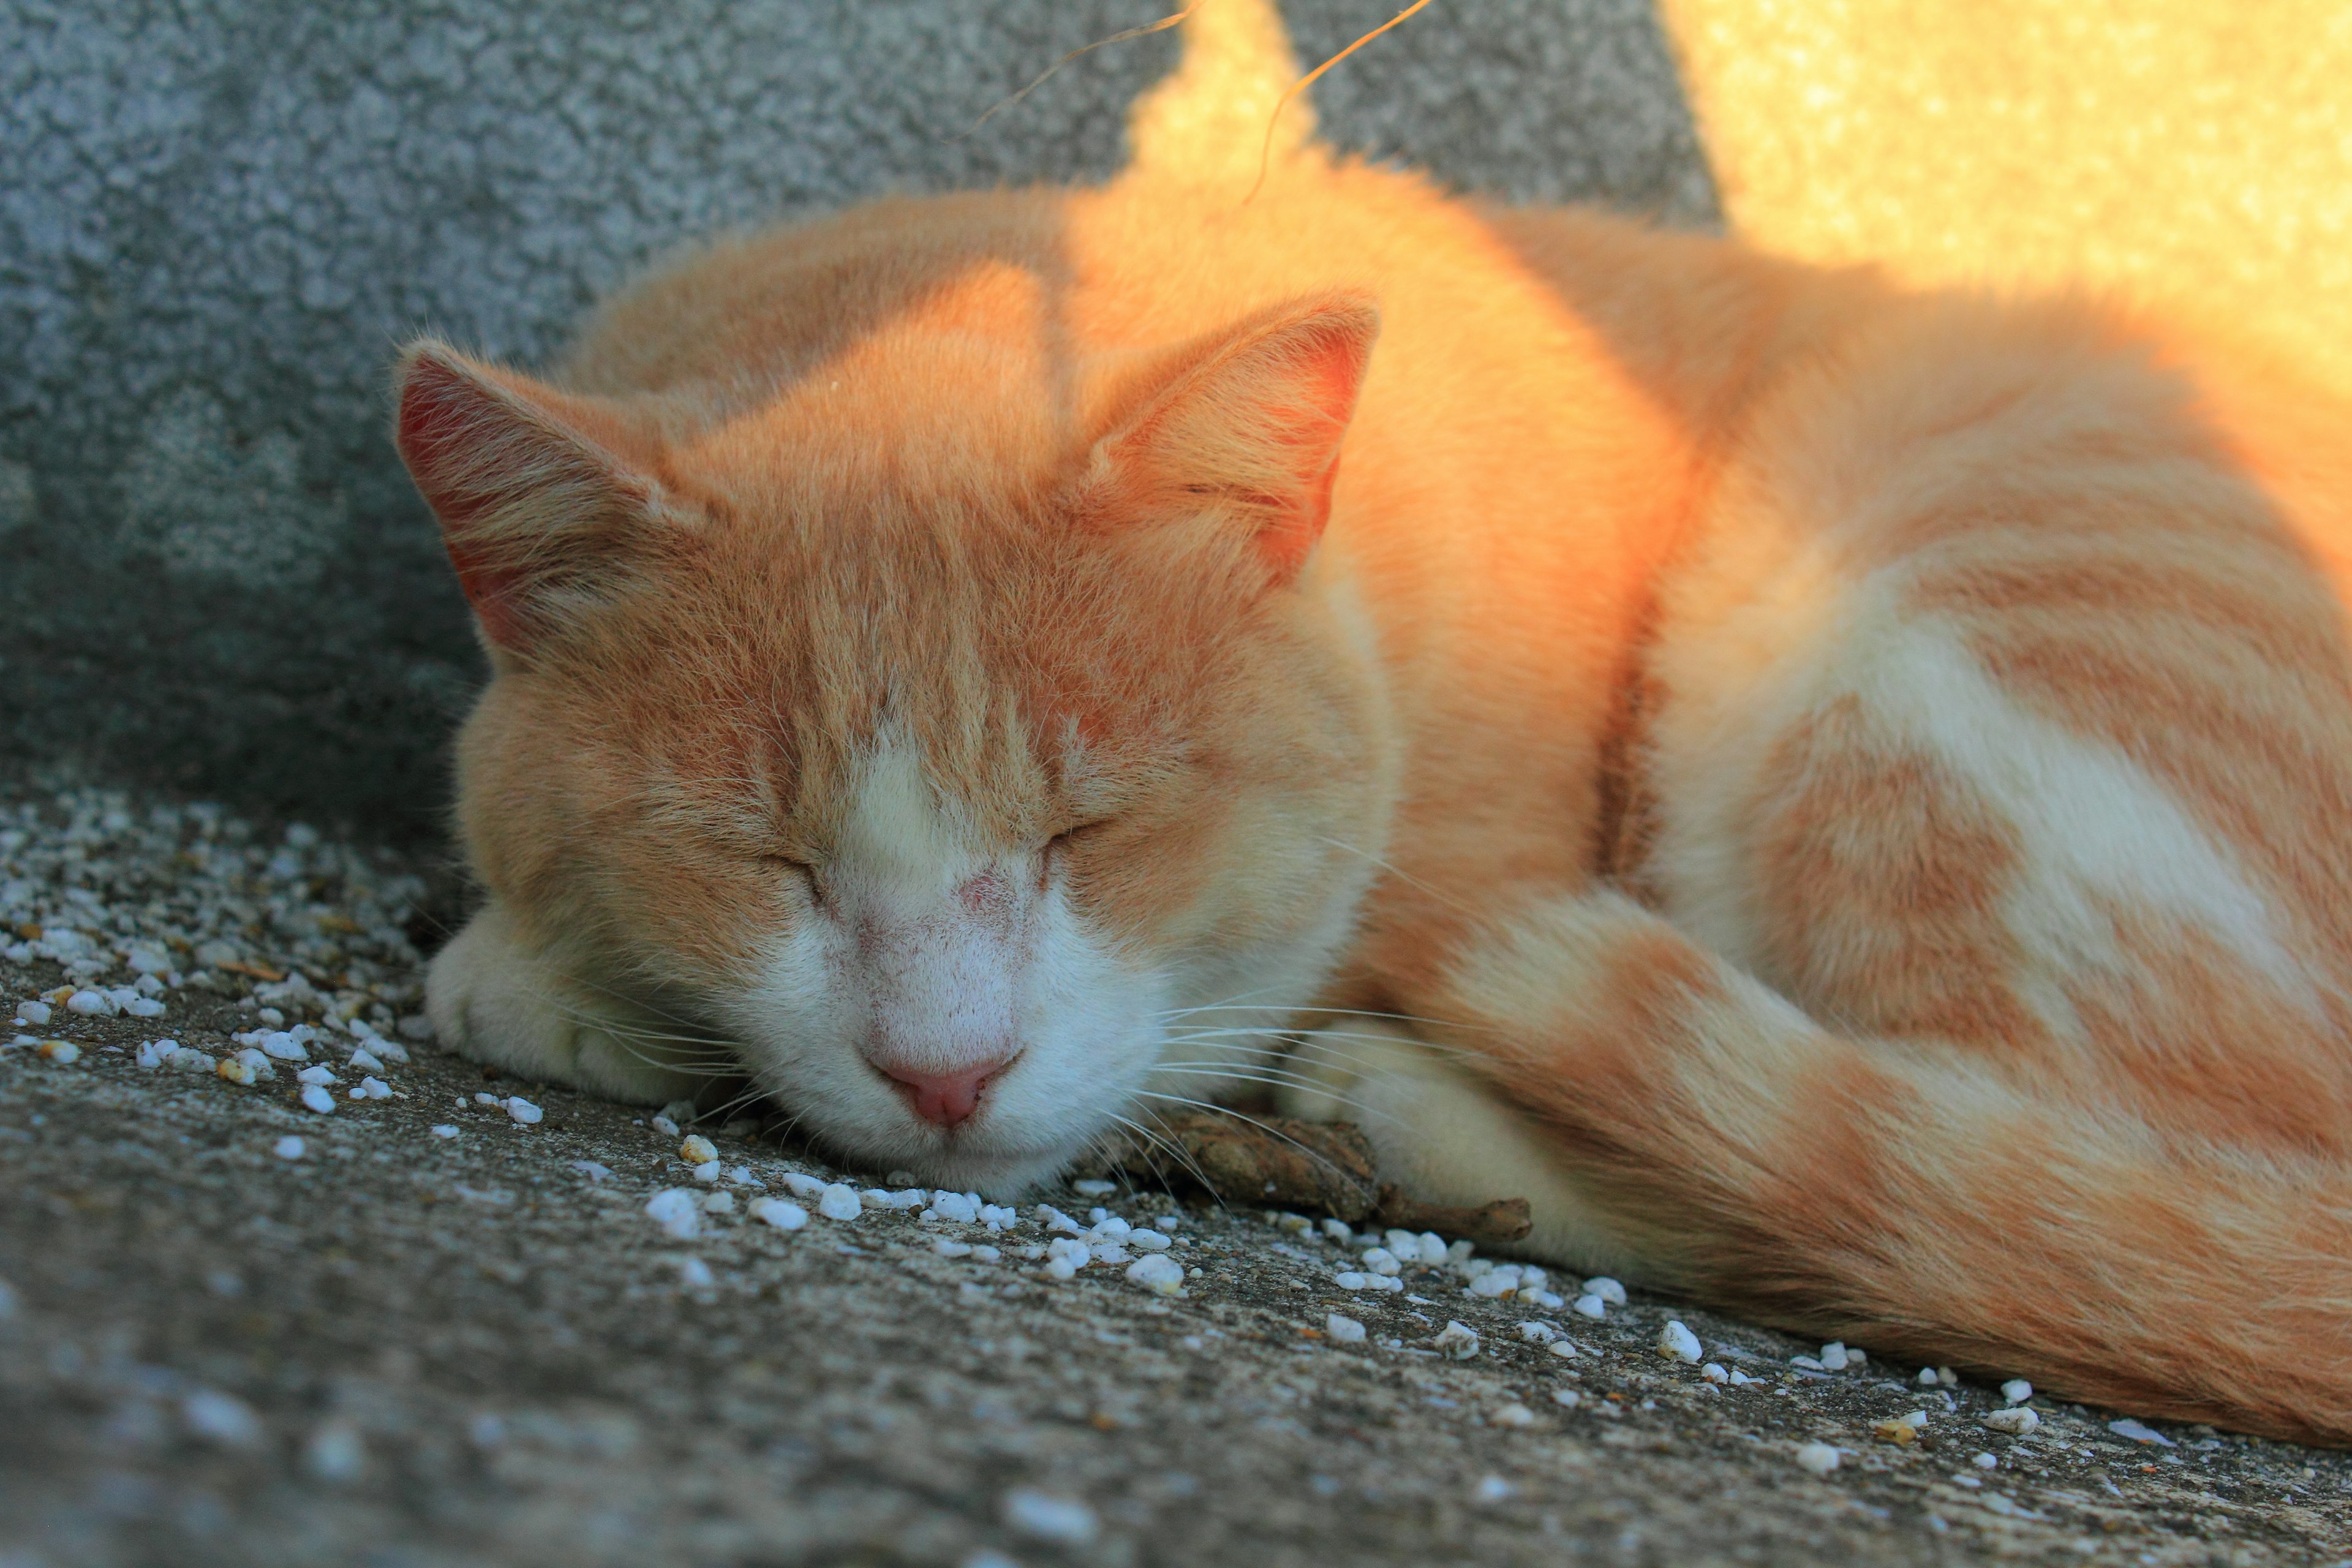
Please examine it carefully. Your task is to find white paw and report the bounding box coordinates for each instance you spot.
[1276,1016,1644,1278]
[426,902,729,1106]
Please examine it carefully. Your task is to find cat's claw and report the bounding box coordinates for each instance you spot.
[425,902,723,1106]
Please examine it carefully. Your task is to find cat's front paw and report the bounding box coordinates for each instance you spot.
[1275,1016,1640,1277]
[425,902,727,1106]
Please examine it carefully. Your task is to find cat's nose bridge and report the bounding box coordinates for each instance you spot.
[849,888,1028,1085]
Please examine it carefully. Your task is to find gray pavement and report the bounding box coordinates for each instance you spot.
[2,791,2346,1567]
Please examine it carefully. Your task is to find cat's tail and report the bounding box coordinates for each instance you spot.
[1125,0,1317,184]
[1438,891,2352,1445]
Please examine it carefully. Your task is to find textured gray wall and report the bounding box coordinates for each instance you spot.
[0,0,1715,843]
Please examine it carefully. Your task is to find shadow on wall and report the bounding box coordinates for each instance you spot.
[0,0,1714,844]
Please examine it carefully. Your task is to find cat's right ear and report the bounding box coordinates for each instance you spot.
[393,339,673,657]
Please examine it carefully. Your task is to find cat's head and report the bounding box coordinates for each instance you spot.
[393,291,1394,1191]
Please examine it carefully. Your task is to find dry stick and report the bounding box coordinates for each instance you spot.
[962,4,1204,138]
[1243,0,1436,204]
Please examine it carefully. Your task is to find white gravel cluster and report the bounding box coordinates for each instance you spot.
[1,788,425,1003]
[4,788,439,1139]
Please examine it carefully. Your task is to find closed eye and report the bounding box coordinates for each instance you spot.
[761,853,823,902]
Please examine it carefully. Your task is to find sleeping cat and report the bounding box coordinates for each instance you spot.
[395,4,2352,1441]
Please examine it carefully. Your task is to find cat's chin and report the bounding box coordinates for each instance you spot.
[811,1134,1088,1203]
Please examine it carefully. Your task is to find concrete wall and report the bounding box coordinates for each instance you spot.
[0,0,1714,842]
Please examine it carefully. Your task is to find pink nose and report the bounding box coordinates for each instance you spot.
[879,1059,1011,1127]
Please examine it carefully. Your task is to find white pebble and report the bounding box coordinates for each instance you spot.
[1518,1321,1559,1344]
[692,1159,722,1183]
[257,1031,308,1061]
[2002,1379,2034,1405]
[1700,1362,1729,1384]
[1552,1389,1582,1408]
[300,1084,336,1115]
[650,1114,681,1138]
[430,1125,459,1139]
[644,1189,701,1240]
[64,990,110,1016]
[13,1000,50,1026]
[34,1039,80,1064]
[351,1076,390,1101]
[1472,1475,1513,1501]
[816,1183,863,1222]
[503,1096,541,1125]
[347,1047,385,1072]
[1917,1366,1940,1385]
[2107,1417,2174,1447]
[1795,1441,1842,1476]
[698,1190,736,1214]
[273,1136,305,1159]
[1325,1313,1366,1344]
[1547,1340,1581,1360]
[1071,1179,1115,1197]
[1126,1254,1185,1294]
[675,1257,715,1289]
[1488,1403,1537,1429]
[123,996,165,1018]
[929,1190,979,1224]
[1818,1341,1850,1371]
[1972,1452,2000,1470]
[1658,1321,1703,1363]
[1433,1321,1480,1360]
[935,1237,973,1257]
[1126,1229,1171,1251]
[728,1165,763,1188]
[1571,1294,1607,1320]
[1468,1270,1518,1298]
[1582,1276,1627,1306]
[304,1420,365,1480]
[678,1134,718,1164]
[780,1170,827,1198]
[215,1052,266,1086]
[1003,1490,1098,1547]
[1362,1247,1404,1277]
[747,1197,807,1231]
[182,1389,263,1447]
[1982,1407,2040,1436]
[296,1064,336,1086]
[1321,1219,1354,1243]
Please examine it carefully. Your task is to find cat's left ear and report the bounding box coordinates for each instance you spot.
[1088,295,1379,584]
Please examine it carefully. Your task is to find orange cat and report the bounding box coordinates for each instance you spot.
[395,10,2352,1442]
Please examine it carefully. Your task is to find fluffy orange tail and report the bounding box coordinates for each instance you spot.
[1436,891,2352,1444]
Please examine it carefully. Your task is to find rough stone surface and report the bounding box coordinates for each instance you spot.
[0,0,1714,841]
[2,783,2348,1567]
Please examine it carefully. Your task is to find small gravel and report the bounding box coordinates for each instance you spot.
[4,782,2348,1567]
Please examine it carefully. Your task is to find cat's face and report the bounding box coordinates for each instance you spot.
[398,293,1392,1191]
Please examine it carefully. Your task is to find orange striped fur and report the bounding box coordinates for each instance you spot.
[394,7,2352,1441]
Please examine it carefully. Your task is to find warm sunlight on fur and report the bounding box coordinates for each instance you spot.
[395,0,2352,1444]
[1660,0,2352,398]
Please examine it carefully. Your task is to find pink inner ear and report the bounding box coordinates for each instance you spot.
[397,358,533,646]
[1251,330,1370,575]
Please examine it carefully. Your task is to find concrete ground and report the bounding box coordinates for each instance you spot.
[1,794,2348,1567]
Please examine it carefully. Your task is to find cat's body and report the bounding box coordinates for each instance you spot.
[397,12,2352,1441]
